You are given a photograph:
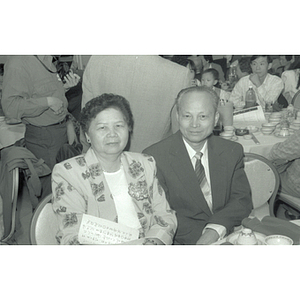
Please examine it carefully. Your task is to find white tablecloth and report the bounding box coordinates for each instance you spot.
[233,121,288,158]
[0,119,25,149]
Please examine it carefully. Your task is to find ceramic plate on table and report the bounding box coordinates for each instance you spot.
[227,231,267,245]
[289,124,300,131]
[274,129,295,138]
[220,136,238,141]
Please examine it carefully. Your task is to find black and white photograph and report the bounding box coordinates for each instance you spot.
[0,1,299,299]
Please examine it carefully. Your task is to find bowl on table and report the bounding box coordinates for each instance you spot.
[223,125,235,133]
[261,122,277,135]
[268,112,282,123]
[264,235,293,245]
[234,102,245,111]
[290,120,300,130]
[220,131,234,140]
[269,112,282,118]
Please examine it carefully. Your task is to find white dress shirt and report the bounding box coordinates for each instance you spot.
[182,138,226,240]
[230,73,284,108]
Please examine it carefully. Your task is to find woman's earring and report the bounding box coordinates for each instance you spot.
[87,138,91,143]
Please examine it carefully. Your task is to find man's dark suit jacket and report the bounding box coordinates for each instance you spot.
[143,131,252,245]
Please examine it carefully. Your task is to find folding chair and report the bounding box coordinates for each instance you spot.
[29,194,59,245]
[244,153,280,220]
[0,167,19,244]
[291,90,300,109]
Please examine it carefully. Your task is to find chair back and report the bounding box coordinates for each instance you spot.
[291,90,300,109]
[244,153,280,217]
[29,194,59,245]
[0,167,19,244]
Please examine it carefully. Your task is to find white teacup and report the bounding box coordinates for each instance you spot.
[264,235,293,245]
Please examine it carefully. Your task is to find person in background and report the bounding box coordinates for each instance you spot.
[200,68,231,101]
[52,93,177,245]
[143,86,252,245]
[229,55,284,109]
[1,55,80,199]
[81,55,194,153]
[236,57,252,79]
[268,130,300,198]
[55,55,83,122]
[281,61,300,104]
[187,55,204,80]
[278,55,294,75]
[202,55,225,83]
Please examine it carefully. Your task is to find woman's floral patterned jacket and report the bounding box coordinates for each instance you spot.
[52,148,177,245]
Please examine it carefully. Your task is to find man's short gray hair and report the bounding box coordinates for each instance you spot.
[175,85,220,112]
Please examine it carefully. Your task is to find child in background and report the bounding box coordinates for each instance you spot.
[200,68,231,101]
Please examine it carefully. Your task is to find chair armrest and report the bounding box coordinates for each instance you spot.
[277,193,300,211]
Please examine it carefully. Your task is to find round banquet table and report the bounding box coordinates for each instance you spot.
[0,118,25,150]
[233,121,289,158]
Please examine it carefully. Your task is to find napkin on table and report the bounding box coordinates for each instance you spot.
[242,216,300,245]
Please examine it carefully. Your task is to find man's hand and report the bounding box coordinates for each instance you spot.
[47,97,65,115]
[63,70,81,90]
[66,119,78,145]
[120,238,164,245]
[196,228,220,245]
[142,238,164,245]
[249,73,262,88]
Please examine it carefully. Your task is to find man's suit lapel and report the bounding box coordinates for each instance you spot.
[207,136,227,212]
[169,131,212,216]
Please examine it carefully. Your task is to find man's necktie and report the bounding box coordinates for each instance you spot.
[194,152,206,186]
[194,152,212,211]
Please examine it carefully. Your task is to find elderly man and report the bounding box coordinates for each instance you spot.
[144,86,252,245]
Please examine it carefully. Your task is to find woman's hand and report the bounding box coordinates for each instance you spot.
[64,70,81,91]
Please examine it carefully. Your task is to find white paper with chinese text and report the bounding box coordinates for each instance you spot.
[233,105,266,122]
[78,214,139,245]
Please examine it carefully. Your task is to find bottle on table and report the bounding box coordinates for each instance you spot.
[245,86,257,108]
[228,65,238,89]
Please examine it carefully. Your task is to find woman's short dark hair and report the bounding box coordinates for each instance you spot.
[80,93,134,135]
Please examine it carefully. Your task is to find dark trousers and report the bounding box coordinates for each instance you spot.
[25,121,68,201]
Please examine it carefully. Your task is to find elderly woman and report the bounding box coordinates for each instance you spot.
[52,93,177,245]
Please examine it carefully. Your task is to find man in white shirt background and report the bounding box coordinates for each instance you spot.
[230,55,284,109]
